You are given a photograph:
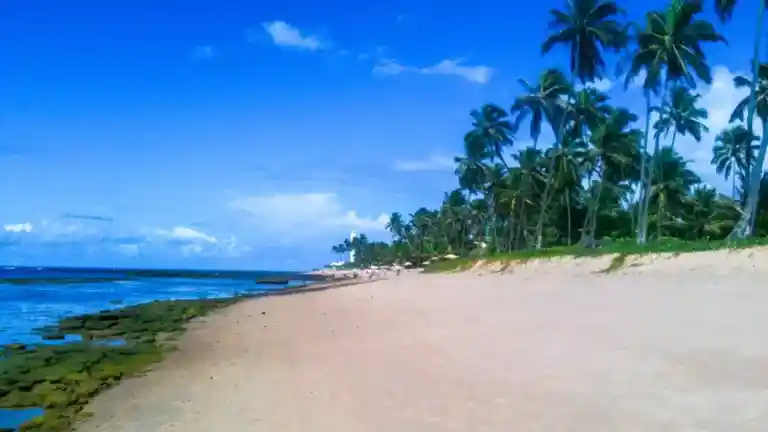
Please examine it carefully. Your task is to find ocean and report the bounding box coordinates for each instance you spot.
[0,265,312,430]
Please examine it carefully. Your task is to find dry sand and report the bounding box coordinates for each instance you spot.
[78,248,768,431]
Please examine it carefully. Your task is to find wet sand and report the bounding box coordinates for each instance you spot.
[78,250,768,431]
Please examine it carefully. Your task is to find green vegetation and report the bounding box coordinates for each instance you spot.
[0,297,247,431]
[423,237,768,273]
[331,0,768,269]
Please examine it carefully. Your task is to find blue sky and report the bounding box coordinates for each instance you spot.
[0,0,762,270]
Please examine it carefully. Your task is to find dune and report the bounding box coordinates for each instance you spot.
[77,249,768,431]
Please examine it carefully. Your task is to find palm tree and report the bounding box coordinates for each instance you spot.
[652,85,709,149]
[647,146,702,239]
[683,186,739,239]
[639,85,709,241]
[511,69,571,249]
[570,87,613,137]
[454,156,489,196]
[715,0,766,237]
[548,133,588,243]
[385,212,406,242]
[542,0,629,83]
[622,0,725,243]
[464,104,516,171]
[711,125,755,199]
[511,69,571,145]
[331,244,346,262]
[729,63,768,237]
[537,0,628,250]
[582,107,642,241]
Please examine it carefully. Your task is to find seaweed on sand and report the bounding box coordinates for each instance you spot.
[0,296,248,431]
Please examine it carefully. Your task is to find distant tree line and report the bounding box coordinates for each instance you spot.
[331,0,768,267]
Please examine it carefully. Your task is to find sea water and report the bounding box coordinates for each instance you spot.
[0,266,309,430]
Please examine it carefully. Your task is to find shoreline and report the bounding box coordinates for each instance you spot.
[0,276,364,431]
[71,250,768,431]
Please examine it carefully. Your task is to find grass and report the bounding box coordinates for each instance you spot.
[423,237,768,273]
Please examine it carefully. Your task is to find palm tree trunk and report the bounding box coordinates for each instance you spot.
[636,92,652,242]
[565,192,572,245]
[589,170,606,239]
[657,195,663,240]
[654,129,676,240]
[639,133,661,243]
[732,159,737,199]
[729,1,765,239]
[733,121,768,238]
[534,38,580,250]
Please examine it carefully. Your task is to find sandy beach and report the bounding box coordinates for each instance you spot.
[77,249,768,431]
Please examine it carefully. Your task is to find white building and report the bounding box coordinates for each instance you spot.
[349,231,357,263]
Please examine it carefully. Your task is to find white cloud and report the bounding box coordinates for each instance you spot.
[4,222,32,233]
[229,192,388,236]
[373,60,408,76]
[374,58,493,84]
[393,154,455,172]
[421,59,493,84]
[155,226,218,243]
[261,21,322,51]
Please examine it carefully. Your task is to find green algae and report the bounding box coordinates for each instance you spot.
[0,296,249,431]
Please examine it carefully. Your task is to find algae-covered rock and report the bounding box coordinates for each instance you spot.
[1,295,248,431]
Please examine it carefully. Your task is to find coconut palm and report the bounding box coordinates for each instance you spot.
[711,125,756,199]
[511,69,571,145]
[647,146,702,238]
[547,133,588,243]
[582,107,642,241]
[570,87,613,137]
[729,63,768,236]
[510,69,572,248]
[464,104,516,171]
[542,0,629,83]
[652,85,709,149]
[683,186,739,239]
[715,0,766,237]
[638,85,709,240]
[536,0,628,249]
[454,156,490,196]
[623,0,725,243]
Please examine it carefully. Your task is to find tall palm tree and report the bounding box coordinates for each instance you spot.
[639,85,709,240]
[652,85,709,149]
[570,87,613,137]
[541,0,629,84]
[711,125,755,199]
[647,146,702,238]
[729,63,768,236]
[511,69,571,145]
[511,69,571,248]
[582,107,642,241]
[385,212,406,241]
[454,156,490,196]
[537,0,628,249]
[715,0,766,237]
[548,132,588,243]
[464,104,516,171]
[622,0,725,243]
